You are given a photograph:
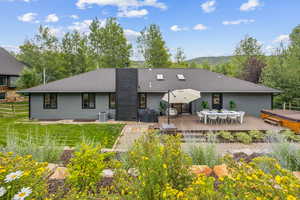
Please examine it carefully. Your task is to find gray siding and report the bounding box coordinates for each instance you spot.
[192,93,272,117]
[30,93,115,120]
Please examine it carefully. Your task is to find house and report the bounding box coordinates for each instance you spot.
[0,47,25,101]
[20,68,280,121]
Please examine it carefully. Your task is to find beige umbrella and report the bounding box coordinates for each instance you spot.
[162,89,201,104]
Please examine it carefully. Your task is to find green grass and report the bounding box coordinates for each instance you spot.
[0,117,125,148]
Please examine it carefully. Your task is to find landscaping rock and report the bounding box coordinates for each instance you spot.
[293,172,300,180]
[49,167,70,180]
[190,165,212,176]
[47,163,59,173]
[102,169,114,178]
[213,164,229,178]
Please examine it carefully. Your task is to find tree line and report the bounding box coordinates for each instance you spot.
[15,18,300,107]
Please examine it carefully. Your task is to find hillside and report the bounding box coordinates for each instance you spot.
[187,56,232,65]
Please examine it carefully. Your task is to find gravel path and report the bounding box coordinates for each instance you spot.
[114,123,150,151]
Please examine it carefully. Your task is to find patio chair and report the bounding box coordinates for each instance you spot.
[218,114,228,124]
[208,114,218,124]
[237,111,245,124]
[228,114,239,124]
[196,112,204,122]
[166,108,178,117]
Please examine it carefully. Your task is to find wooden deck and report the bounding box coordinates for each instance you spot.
[158,115,283,132]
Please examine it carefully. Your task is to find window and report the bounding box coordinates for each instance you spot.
[9,76,18,88]
[0,93,6,100]
[177,74,185,80]
[43,93,57,109]
[82,93,96,109]
[109,93,116,109]
[138,93,147,109]
[0,76,7,86]
[156,74,164,80]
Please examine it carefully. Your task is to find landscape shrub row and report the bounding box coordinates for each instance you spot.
[216,129,300,144]
[1,135,300,199]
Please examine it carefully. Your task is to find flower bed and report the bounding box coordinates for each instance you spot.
[1,135,300,200]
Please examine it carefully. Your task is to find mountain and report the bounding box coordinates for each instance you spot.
[187,56,232,65]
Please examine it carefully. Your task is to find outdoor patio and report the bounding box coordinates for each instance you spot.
[158,115,284,132]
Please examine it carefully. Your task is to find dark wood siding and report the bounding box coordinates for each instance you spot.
[116,69,138,121]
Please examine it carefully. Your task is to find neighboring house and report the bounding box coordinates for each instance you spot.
[20,68,280,121]
[0,47,25,101]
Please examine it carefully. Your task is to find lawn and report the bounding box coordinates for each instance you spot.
[0,117,125,147]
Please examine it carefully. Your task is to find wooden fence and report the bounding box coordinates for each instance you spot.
[282,102,300,111]
[0,102,29,117]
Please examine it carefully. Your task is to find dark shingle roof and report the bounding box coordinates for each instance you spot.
[20,68,280,93]
[0,47,25,75]
[20,68,115,93]
[138,68,280,93]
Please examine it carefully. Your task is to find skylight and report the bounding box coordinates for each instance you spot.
[157,74,164,80]
[177,74,185,80]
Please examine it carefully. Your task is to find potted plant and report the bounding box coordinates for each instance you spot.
[229,100,237,111]
[201,101,209,110]
[159,101,167,116]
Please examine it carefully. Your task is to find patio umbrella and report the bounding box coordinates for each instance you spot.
[162,89,201,104]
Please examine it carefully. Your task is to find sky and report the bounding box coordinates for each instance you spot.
[0,0,299,60]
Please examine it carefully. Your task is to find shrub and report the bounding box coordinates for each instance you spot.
[188,144,221,167]
[218,131,234,142]
[281,129,300,142]
[112,135,192,199]
[0,152,49,199]
[270,141,300,171]
[235,132,252,144]
[219,157,300,200]
[1,134,64,163]
[67,143,114,192]
[248,130,265,141]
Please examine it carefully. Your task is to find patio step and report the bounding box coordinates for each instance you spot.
[264,117,281,126]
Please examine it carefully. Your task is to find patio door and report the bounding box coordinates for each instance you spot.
[172,103,191,114]
[212,93,223,110]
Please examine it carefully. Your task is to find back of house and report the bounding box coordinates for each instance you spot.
[20,68,280,121]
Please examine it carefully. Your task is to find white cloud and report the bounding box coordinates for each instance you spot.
[201,0,216,13]
[273,34,290,43]
[193,24,208,31]
[47,27,64,37]
[68,19,106,33]
[222,19,255,25]
[0,45,20,53]
[117,9,148,18]
[45,14,59,23]
[70,15,79,19]
[68,20,93,33]
[170,25,188,32]
[240,0,261,11]
[76,0,167,10]
[17,12,38,23]
[124,29,140,41]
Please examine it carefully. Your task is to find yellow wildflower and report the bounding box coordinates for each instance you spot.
[287,195,296,200]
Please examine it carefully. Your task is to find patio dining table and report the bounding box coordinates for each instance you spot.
[201,111,244,124]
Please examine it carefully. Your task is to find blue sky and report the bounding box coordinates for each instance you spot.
[0,0,299,60]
